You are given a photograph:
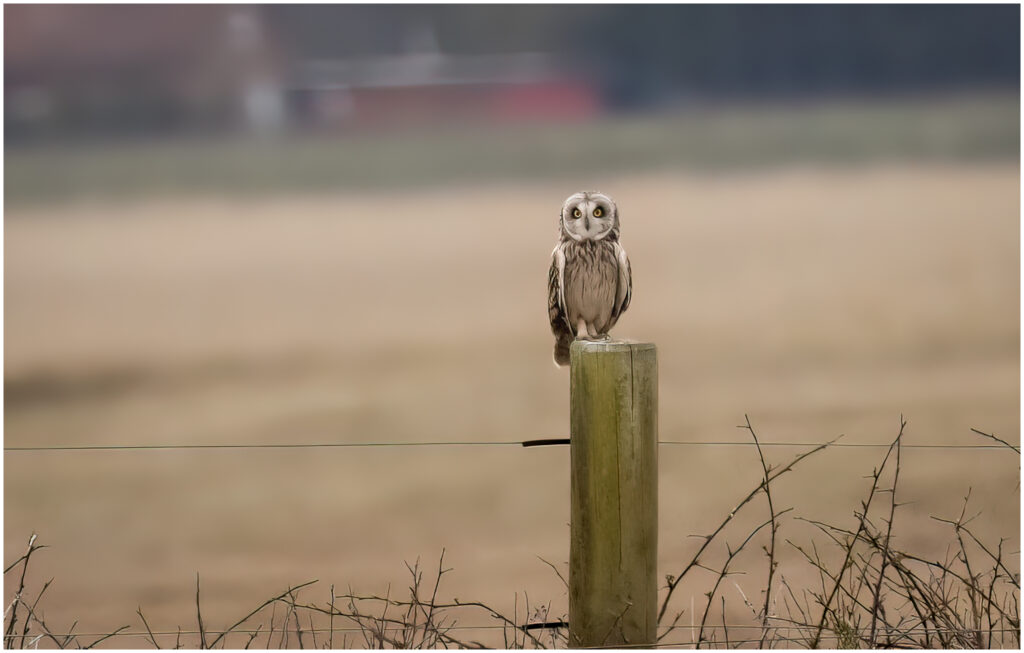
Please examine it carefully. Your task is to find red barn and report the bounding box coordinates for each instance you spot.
[292,52,601,130]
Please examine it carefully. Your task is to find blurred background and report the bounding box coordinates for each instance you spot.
[5,4,1020,647]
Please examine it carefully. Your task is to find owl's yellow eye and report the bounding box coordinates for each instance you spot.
[572,208,582,218]
[593,207,604,218]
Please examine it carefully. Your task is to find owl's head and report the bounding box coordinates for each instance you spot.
[559,191,619,243]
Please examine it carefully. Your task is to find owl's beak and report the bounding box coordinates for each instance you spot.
[584,217,590,231]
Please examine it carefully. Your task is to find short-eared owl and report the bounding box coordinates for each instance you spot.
[547,191,632,366]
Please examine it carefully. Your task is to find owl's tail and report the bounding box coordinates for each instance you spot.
[553,333,572,367]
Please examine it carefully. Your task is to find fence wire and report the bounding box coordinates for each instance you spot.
[16,625,1021,637]
[4,440,1014,452]
[6,426,1017,648]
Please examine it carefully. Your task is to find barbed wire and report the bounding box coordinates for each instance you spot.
[4,440,1013,452]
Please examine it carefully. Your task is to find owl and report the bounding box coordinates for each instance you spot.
[547,191,632,366]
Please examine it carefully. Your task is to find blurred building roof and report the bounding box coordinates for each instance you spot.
[293,52,561,90]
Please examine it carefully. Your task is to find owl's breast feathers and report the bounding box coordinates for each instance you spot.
[548,239,632,365]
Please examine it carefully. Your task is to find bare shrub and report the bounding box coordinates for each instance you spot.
[655,417,1019,649]
[5,417,1018,648]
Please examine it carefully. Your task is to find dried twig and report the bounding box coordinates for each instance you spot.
[969,428,1020,454]
[697,516,777,647]
[5,416,1018,650]
[82,625,130,649]
[809,428,901,648]
[739,414,781,647]
[868,417,904,646]
[4,533,45,649]
[659,431,839,625]
[137,607,161,649]
[195,574,207,649]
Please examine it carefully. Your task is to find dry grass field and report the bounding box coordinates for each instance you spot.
[4,161,1020,646]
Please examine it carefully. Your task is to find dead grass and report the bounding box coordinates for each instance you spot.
[4,163,1020,644]
[5,419,1018,648]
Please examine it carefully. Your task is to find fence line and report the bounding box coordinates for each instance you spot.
[18,625,1021,638]
[3,440,1014,453]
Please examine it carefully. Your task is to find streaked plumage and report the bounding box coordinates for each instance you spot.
[547,191,632,366]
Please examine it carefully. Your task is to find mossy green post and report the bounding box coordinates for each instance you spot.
[569,340,658,648]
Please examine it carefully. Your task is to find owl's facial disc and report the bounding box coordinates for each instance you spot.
[561,192,617,242]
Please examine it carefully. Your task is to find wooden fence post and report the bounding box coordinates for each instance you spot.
[569,340,658,648]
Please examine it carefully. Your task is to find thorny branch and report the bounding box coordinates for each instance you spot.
[4,416,1018,649]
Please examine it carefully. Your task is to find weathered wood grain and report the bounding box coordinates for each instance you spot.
[569,340,658,648]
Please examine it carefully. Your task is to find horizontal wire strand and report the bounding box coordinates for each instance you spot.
[4,440,1013,452]
[660,624,1022,632]
[22,625,521,637]
[586,629,1021,649]
[19,625,1020,638]
[4,441,523,452]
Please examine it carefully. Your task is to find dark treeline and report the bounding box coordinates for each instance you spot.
[270,4,1020,104]
[5,4,1018,142]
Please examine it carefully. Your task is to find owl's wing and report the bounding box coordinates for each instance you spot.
[612,242,632,321]
[548,244,575,366]
[548,244,572,335]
